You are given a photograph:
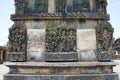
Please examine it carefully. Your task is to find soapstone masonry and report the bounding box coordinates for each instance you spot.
[4,0,119,80]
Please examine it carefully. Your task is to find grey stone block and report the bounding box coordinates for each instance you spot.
[4,73,119,80]
[45,52,78,62]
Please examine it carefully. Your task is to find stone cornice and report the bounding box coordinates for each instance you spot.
[11,12,110,21]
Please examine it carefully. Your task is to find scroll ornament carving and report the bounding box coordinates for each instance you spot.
[8,22,27,61]
[96,21,114,61]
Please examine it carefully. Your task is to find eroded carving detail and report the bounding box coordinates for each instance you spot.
[73,0,90,12]
[96,21,114,61]
[56,0,66,13]
[46,28,76,52]
[11,13,109,20]
[97,0,107,14]
[8,22,27,61]
[33,0,48,13]
[14,0,28,14]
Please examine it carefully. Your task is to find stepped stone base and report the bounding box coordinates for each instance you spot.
[4,74,119,80]
[4,62,119,80]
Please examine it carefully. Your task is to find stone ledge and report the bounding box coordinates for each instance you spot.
[4,61,118,67]
[45,52,78,62]
[11,12,109,20]
[4,73,119,80]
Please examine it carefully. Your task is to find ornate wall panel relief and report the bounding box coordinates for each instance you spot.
[46,21,76,52]
[14,0,28,14]
[96,21,114,61]
[8,22,27,61]
[33,0,48,13]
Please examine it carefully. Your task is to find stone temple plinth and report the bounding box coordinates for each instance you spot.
[4,0,119,80]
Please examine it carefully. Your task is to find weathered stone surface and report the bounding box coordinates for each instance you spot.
[78,20,97,29]
[8,22,27,62]
[45,52,78,62]
[96,21,114,61]
[4,62,118,74]
[27,29,45,61]
[4,74,119,80]
[11,13,109,20]
[48,0,55,13]
[4,62,118,67]
[25,20,46,29]
[77,29,97,61]
[79,50,97,61]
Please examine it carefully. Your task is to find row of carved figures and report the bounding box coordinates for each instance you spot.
[14,0,107,14]
[8,21,120,61]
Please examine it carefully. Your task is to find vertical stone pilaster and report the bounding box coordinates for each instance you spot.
[89,0,94,12]
[1,50,3,60]
[48,0,55,13]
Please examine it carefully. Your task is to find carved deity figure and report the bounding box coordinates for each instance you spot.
[68,29,76,52]
[96,21,114,60]
[56,0,66,13]
[58,30,67,52]
[9,22,26,52]
[46,28,76,52]
[97,0,107,14]
[14,0,28,14]
[33,0,48,13]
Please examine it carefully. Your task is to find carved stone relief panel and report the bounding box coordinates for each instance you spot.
[46,20,76,52]
[96,0,107,14]
[46,28,76,52]
[96,21,114,61]
[33,0,48,13]
[8,22,27,61]
[14,0,28,14]
[55,0,66,13]
[73,0,90,12]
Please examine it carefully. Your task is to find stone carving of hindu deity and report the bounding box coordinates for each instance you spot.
[97,0,107,14]
[14,0,28,14]
[33,0,48,13]
[56,0,66,13]
[8,22,27,61]
[68,29,76,52]
[46,28,76,52]
[96,21,114,61]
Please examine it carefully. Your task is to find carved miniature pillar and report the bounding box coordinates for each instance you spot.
[89,0,94,11]
[28,0,34,11]
[48,0,55,13]
[1,50,3,60]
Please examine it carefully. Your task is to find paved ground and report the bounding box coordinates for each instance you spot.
[0,61,120,80]
[0,64,9,80]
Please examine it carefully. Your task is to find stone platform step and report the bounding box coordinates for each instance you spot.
[4,73,119,80]
[4,62,118,74]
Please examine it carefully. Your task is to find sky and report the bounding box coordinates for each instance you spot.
[0,0,120,46]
